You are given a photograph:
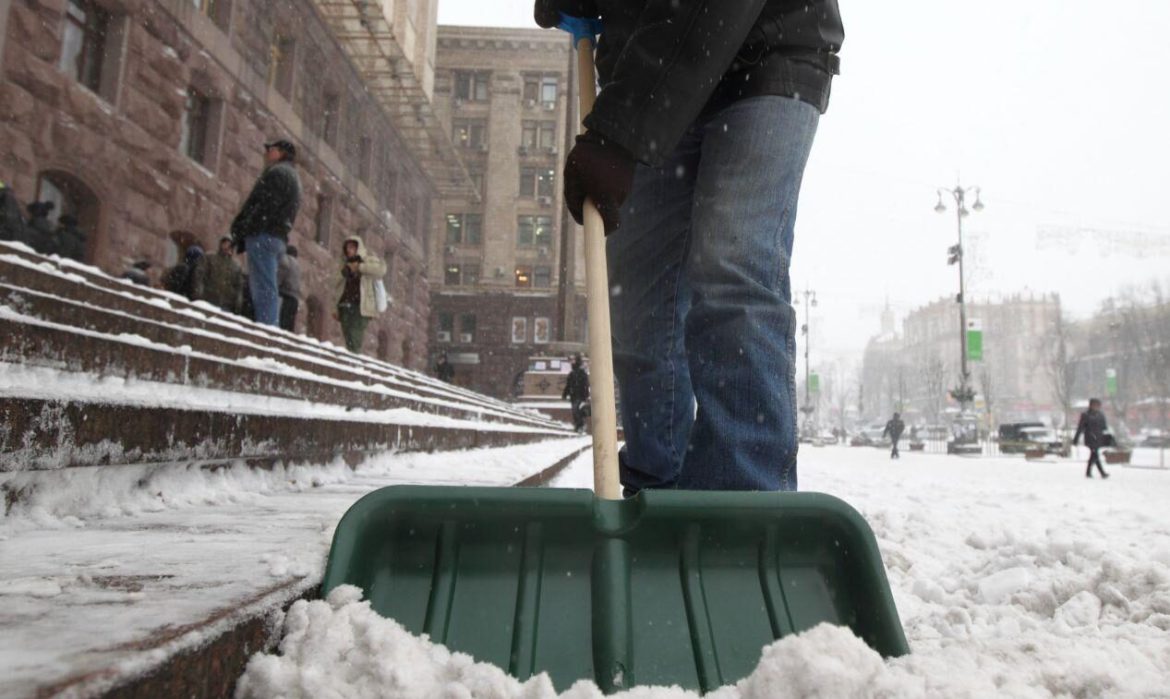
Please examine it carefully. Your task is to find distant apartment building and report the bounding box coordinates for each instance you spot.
[0,0,464,368]
[862,294,1063,425]
[428,26,586,398]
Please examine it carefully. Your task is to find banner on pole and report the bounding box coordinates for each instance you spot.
[966,318,983,362]
[1106,368,1117,397]
[809,372,820,394]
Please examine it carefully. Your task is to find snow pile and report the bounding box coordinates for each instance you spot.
[236,586,898,699]
[236,450,1170,698]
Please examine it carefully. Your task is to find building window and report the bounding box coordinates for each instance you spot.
[60,0,110,95]
[522,75,540,103]
[445,213,482,245]
[193,0,231,30]
[459,314,477,343]
[453,119,487,149]
[519,168,555,198]
[515,265,533,288]
[453,71,490,102]
[443,263,480,287]
[540,76,558,108]
[35,170,99,262]
[517,215,553,247]
[268,34,296,97]
[468,168,485,197]
[437,312,454,342]
[534,317,551,344]
[521,121,557,151]
[315,194,333,247]
[322,92,341,147]
[179,88,212,165]
[534,266,552,288]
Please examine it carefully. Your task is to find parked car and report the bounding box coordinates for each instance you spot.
[1017,426,1067,456]
[998,422,1047,454]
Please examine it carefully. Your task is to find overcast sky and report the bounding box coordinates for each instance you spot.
[436,1,1170,360]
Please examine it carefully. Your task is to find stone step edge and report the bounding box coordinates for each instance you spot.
[40,445,590,699]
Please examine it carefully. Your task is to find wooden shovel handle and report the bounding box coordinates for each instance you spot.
[575,38,620,500]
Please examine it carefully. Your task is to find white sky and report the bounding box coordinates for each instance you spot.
[436,1,1170,358]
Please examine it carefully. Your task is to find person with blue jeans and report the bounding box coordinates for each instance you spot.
[230,139,302,326]
[535,0,843,494]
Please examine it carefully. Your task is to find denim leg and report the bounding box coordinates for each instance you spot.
[246,234,282,326]
[607,130,702,492]
[677,96,819,491]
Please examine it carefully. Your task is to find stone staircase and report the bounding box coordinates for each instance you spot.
[0,241,587,698]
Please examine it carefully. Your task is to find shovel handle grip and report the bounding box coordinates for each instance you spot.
[575,37,621,500]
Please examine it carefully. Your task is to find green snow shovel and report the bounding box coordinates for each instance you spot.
[321,25,908,695]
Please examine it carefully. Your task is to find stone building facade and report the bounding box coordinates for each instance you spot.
[0,0,445,368]
[862,293,1063,426]
[427,26,586,398]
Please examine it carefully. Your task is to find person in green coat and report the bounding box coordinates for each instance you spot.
[193,236,245,313]
[332,236,386,354]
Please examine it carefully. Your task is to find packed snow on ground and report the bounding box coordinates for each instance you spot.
[236,447,1170,698]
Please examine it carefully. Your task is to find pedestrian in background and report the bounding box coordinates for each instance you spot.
[562,354,591,433]
[332,236,386,354]
[121,260,153,286]
[435,351,455,383]
[163,245,203,300]
[0,181,30,246]
[277,245,303,332]
[230,139,302,327]
[193,236,245,313]
[54,214,86,262]
[25,201,56,255]
[1073,398,1110,479]
[883,412,905,460]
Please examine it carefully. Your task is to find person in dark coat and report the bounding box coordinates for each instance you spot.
[277,244,303,332]
[435,352,456,383]
[54,214,87,262]
[25,201,56,255]
[534,0,842,494]
[163,245,204,300]
[562,354,591,433]
[882,412,906,460]
[192,236,245,313]
[0,181,30,246]
[231,139,302,326]
[1073,398,1110,479]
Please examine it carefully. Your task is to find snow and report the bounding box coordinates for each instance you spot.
[0,437,590,698]
[235,447,1170,698]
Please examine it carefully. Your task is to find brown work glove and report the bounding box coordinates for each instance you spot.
[564,131,636,235]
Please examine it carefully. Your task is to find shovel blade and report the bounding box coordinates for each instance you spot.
[322,487,908,693]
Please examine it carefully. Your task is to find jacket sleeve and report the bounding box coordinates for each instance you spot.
[585,0,769,166]
[359,255,387,278]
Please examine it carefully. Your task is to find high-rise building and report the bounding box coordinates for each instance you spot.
[428,26,586,397]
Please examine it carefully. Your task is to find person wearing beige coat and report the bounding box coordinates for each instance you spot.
[333,236,387,353]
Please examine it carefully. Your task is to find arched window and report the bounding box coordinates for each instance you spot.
[305,296,326,341]
[35,170,100,262]
[165,230,200,269]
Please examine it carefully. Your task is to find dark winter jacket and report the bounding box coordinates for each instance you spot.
[0,186,29,246]
[563,365,590,402]
[541,0,843,165]
[435,358,455,383]
[54,220,87,261]
[163,246,204,300]
[26,213,56,256]
[192,251,245,312]
[1073,409,1108,449]
[230,161,301,250]
[883,417,905,442]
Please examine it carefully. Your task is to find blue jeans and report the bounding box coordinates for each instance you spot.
[607,96,819,493]
[246,233,284,326]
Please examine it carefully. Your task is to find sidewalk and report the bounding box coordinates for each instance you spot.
[0,437,591,699]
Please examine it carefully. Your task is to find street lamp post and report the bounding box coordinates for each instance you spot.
[799,288,817,434]
[935,183,984,412]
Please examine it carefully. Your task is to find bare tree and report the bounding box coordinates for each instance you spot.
[922,356,946,424]
[1040,310,1077,432]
